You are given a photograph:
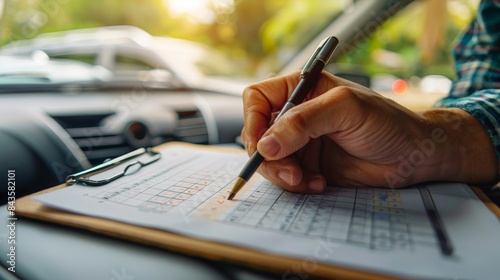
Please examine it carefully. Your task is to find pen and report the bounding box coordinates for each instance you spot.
[418,187,454,255]
[228,36,339,200]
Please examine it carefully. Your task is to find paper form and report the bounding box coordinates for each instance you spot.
[34,146,500,279]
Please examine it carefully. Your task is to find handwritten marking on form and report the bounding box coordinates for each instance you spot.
[33,146,500,280]
[90,149,237,219]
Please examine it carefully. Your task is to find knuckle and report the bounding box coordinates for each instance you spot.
[281,109,308,134]
[330,86,366,111]
[242,85,256,101]
[333,85,357,98]
[335,85,372,104]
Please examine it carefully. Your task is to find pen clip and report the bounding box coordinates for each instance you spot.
[300,37,334,78]
[301,44,323,78]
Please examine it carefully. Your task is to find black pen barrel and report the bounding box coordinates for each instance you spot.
[238,151,265,181]
[288,60,325,105]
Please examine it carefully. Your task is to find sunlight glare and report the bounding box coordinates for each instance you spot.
[164,0,216,23]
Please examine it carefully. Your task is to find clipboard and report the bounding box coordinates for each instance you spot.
[14,142,500,279]
[65,147,161,186]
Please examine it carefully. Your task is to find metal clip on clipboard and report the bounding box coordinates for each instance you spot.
[65,147,161,186]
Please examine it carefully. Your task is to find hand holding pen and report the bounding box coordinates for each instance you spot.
[232,34,490,197]
[228,36,339,200]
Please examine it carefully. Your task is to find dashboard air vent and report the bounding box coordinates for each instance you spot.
[50,113,132,165]
[176,109,209,144]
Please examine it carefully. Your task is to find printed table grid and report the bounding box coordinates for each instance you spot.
[91,163,232,215]
[87,153,438,253]
[222,182,438,252]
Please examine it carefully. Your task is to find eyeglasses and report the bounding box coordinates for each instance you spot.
[66,147,161,186]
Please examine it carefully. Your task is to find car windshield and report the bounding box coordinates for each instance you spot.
[0,1,353,88]
[0,0,479,98]
[151,37,248,80]
[0,52,113,89]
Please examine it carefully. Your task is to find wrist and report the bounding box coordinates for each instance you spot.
[416,108,498,186]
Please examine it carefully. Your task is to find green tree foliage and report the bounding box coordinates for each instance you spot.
[0,0,479,78]
[0,0,170,43]
[336,0,478,79]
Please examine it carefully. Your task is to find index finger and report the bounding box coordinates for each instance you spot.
[242,71,351,153]
[242,72,302,152]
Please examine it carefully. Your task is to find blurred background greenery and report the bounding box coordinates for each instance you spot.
[0,0,480,79]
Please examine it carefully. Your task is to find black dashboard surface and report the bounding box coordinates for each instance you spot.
[0,89,244,203]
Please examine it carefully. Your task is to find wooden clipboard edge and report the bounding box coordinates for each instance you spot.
[15,142,401,280]
[470,186,500,218]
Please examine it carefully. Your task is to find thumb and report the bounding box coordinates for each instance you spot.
[256,108,311,160]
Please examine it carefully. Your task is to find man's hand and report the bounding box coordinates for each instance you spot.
[240,71,498,193]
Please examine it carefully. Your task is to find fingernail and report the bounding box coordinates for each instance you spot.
[258,135,280,157]
[308,177,325,192]
[278,169,294,185]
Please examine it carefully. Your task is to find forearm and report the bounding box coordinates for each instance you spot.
[418,0,500,186]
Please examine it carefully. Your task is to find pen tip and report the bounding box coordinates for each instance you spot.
[227,177,247,200]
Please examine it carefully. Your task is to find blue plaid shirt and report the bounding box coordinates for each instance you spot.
[436,0,500,166]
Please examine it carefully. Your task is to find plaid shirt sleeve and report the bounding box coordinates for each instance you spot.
[435,0,500,163]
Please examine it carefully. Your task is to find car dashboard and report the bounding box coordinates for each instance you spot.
[0,89,244,203]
